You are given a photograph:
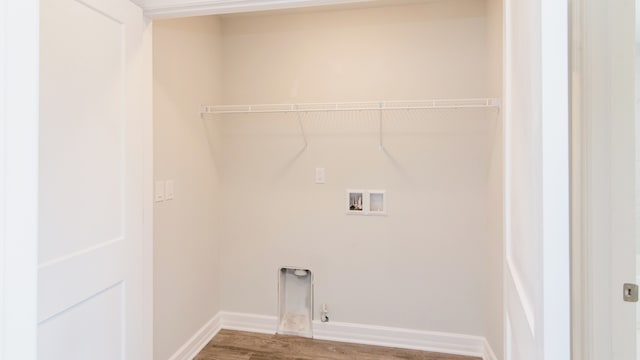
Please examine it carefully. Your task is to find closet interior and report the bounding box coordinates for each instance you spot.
[152,0,504,359]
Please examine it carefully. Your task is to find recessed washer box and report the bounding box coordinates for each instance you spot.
[278,267,313,338]
[346,189,386,216]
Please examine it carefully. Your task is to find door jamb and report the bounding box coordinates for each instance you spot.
[570,0,637,358]
[0,1,40,359]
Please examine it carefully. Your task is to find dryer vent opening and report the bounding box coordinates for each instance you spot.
[278,267,313,338]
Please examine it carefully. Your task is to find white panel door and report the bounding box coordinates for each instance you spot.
[609,1,636,358]
[600,0,638,360]
[38,0,150,359]
[503,0,570,359]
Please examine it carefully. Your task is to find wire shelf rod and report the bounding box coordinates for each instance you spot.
[200,98,501,115]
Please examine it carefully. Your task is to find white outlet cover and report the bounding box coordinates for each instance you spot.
[368,190,386,215]
[315,167,325,184]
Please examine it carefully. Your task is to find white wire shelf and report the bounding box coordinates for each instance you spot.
[200,98,500,115]
[200,98,500,151]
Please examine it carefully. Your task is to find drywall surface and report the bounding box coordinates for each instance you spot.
[153,17,222,360]
[484,0,503,357]
[216,0,495,337]
[220,0,488,104]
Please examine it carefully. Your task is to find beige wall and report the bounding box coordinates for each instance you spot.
[217,0,495,336]
[153,16,222,360]
[221,0,488,104]
[153,1,505,356]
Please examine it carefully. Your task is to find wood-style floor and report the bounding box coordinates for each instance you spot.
[195,330,482,360]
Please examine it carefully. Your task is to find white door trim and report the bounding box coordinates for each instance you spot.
[0,1,40,359]
[141,16,154,360]
[570,1,589,358]
[540,0,571,359]
[503,0,571,358]
[570,40,588,360]
[570,0,637,358]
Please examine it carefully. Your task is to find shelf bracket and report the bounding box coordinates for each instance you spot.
[378,102,384,151]
[295,105,308,150]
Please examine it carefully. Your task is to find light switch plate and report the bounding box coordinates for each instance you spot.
[315,167,325,184]
[165,180,174,200]
[154,181,165,202]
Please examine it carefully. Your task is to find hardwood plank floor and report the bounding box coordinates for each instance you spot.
[195,330,482,360]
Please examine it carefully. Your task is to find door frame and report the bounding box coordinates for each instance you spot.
[141,16,154,360]
[570,0,609,356]
[570,0,637,358]
[0,1,40,359]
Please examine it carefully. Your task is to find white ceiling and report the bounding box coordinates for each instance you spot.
[131,0,380,19]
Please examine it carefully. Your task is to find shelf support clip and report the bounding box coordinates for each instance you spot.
[295,104,308,151]
[379,102,385,151]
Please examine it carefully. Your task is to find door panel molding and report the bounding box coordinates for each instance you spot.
[38,240,126,322]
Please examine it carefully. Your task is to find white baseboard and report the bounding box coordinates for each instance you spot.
[167,313,222,360]
[313,320,487,359]
[168,311,499,360]
[220,311,278,334]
